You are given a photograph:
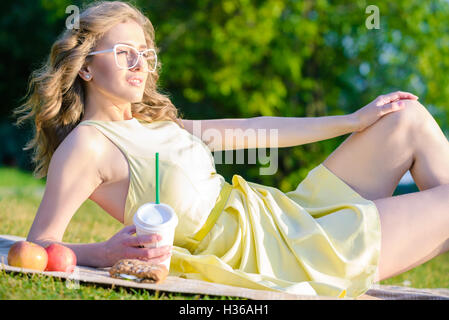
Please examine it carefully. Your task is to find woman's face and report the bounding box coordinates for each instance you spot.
[83,20,150,104]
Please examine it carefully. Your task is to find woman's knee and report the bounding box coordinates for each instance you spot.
[378,99,432,134]
[396,99,434,129]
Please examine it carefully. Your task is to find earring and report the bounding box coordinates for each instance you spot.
[85,74,91,79]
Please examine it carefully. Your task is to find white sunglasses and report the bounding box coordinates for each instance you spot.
[88,43,157,73]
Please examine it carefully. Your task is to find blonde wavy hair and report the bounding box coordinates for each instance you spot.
[13,1,185,179]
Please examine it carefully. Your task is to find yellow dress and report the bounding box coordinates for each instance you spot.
[79,118,381,298]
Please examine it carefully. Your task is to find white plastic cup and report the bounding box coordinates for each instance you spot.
[133,202,178,271]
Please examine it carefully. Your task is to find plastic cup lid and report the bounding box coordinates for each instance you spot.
[133,203,178,230]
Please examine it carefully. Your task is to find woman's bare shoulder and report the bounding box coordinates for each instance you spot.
[50,124,110,182]
[58,124,108,156]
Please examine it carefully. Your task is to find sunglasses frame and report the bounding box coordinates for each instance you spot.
[88,43,157,73]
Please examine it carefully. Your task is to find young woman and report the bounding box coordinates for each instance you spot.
[14,1,449,298]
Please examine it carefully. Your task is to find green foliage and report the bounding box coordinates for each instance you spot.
[0,0,448,190]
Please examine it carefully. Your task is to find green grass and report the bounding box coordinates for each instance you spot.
[0,269,234,300]
[0,166,448,299]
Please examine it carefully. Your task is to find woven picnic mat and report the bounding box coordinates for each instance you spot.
[1,235,448,300]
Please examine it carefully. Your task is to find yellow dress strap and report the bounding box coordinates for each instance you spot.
[184,181,233,253]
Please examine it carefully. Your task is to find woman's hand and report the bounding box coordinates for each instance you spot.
[351,91,419,132]
[102,225,172,267]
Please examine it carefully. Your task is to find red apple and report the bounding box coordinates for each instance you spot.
[7,241,48,271]
[45,243,77,273]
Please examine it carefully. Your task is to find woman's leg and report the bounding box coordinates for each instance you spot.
[373,184,449,281]
[320,99,449,281]
[409,106,449,190]
[322,99,449,200]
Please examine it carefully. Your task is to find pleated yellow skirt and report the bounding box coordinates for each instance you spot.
[170,163,382,298]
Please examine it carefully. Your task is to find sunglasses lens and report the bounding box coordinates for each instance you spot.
[115,45,157,72]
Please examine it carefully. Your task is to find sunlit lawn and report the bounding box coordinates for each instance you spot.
[0,166,448,299]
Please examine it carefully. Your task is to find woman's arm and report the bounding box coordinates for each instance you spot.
[182,115,356,150]
[248,91,418,148]
[27,126,108,267]
[182,91,418,151]
[30,239,108,268]
[247,114,359,149]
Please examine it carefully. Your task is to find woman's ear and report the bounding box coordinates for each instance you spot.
[79,65,92,81]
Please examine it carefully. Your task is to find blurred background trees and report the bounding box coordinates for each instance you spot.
[1,0,447,192]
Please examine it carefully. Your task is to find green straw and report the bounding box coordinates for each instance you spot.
[155,152,160,204]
